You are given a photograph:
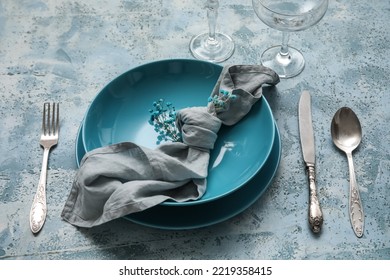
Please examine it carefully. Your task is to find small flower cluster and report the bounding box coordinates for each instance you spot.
[148,99,181,144]
[208,89,237,111]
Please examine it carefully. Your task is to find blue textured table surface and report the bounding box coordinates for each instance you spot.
[0,0,389,259]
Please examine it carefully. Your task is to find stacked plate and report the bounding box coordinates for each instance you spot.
[75,59,281,229]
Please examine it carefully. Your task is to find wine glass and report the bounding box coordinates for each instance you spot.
[190,0,235,63]
[252,0,328,78]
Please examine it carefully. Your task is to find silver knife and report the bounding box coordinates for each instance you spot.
[298,90,323,233]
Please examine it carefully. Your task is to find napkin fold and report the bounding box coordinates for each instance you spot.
[61,65,279,227]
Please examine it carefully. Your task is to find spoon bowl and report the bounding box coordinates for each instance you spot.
[331,107,362,153]
[331,107,364,237]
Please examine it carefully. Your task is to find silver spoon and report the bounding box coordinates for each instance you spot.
[331,107,364,237]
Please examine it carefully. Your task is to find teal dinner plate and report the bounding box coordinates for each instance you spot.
[81,59,275,205]
[75,122,281,230]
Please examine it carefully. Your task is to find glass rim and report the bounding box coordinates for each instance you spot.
[254,0,329,17]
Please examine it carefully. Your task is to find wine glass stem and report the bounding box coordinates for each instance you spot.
[280,31,290,57]
[206,0,219,44]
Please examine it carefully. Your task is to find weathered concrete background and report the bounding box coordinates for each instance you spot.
[0,0,389,259]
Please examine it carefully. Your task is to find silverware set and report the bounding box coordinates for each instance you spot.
[299,91,364,237]
[30,97,365,238]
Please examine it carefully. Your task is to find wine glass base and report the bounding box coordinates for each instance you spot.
[261,46,305,78]
[189,32,235,63]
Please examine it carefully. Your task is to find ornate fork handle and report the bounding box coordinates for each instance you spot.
[30,147,50,233]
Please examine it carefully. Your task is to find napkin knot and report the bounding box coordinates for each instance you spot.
[176,107,221,151]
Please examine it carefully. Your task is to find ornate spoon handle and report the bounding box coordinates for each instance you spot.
[346,152,364,237]
[307,164,323,233]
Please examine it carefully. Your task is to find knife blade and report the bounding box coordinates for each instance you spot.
[298,90,323,233]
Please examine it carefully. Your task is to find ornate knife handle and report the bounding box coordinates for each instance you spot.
[306,164,323,233]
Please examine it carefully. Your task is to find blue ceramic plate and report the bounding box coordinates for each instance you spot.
[75,122,281,229]
[81,59,275,205]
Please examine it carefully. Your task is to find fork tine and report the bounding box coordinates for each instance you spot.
[42,102,48,135]
[56,103,59,134]
[51,103,55,135]
[53,103,59,135]
[48,102,52,135]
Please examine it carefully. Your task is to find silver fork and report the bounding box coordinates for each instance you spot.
[30,102,59,234]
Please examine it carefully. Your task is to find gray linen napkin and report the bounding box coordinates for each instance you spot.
[61,65,279,227]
